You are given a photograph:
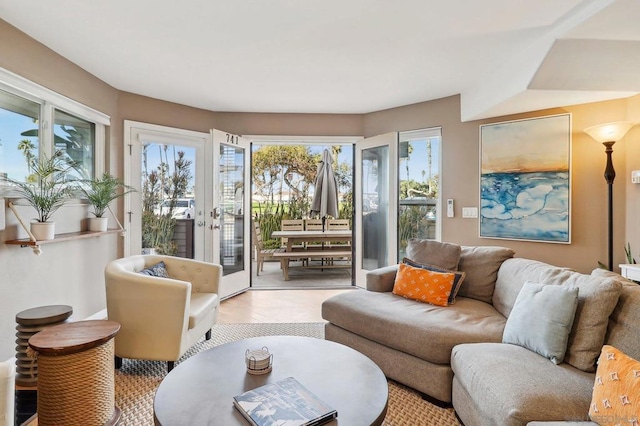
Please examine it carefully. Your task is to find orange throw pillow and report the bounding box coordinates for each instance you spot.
[392,263,455,307]
[589,345,640,425]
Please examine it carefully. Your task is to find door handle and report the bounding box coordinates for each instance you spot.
[212,224,221,230]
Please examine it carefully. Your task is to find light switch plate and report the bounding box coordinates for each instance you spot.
[462,207,478,218]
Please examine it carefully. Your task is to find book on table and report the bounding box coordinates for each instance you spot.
[233,376,338,426]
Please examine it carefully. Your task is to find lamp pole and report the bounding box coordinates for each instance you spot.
[603,141,616,271]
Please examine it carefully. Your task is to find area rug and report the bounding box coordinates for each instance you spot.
[115,322,460,425]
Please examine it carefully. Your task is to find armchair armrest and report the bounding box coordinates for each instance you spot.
[366,264,399,292]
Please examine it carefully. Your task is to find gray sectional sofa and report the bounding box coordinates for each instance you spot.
[321,244,640,425]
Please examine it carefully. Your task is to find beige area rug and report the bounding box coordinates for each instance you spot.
[115,323,460,425]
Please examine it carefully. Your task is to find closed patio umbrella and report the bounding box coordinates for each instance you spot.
[310,149,339,230]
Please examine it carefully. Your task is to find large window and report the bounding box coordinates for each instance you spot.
[0,68,108,188]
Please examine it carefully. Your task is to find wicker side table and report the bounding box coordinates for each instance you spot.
[28,320,121,426]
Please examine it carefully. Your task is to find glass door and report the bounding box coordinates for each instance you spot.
[354,133,398,286]
[210,129,251,298]
[125,121,207,259]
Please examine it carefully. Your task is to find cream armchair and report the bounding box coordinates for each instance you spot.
[105,255,222,372]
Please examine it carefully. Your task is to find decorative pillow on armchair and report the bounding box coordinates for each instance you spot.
[138,261,170,278]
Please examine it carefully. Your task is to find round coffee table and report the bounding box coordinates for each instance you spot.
[153,336,388,425]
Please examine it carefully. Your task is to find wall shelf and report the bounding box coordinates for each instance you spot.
[6,229,122,248]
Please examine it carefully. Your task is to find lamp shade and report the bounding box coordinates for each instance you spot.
[584,121,636,143]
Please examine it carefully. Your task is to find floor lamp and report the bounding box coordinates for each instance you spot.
[584,121,636,271]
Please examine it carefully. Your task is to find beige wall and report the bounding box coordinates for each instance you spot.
[365,96,637,273]
[0,19,121,361]
[1,16,640,360]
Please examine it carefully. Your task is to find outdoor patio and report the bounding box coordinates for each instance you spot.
[251,258,353,289]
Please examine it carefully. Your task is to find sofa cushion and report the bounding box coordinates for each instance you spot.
[322,290,506,364]
[138,261,169,278]
[451,343,594,424]
[503,281,579,364]
[402,258,466,304]
[494,258,622,372]
[589,345,640,424]
[406,239,461,270]
[457,246,515,303]
[392,263,456,307]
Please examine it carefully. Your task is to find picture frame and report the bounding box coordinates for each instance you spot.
[479,113,571,243]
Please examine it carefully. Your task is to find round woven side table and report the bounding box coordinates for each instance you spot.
[15,305,73,387]
[28,320,121,426]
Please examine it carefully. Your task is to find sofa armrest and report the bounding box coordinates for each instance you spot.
[366,264,399,292]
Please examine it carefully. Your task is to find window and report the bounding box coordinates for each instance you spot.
[54,109,95,180]
[0,67,109,188]
[0,89,40,182]
[398,127,442,259]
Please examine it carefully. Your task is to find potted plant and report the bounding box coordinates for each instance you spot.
[2,150,75,240]
[76,173,135,232]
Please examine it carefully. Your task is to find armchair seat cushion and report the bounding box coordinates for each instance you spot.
[189,293,219,330]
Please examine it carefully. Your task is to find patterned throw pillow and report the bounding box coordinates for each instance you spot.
[138,261,170,278]
[392,263,455,307]
[589,345,640,425]
[402,258,466,304]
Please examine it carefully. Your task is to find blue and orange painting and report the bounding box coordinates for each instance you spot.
[480,114,571,243]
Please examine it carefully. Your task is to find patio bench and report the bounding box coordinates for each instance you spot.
[273,249,352,280]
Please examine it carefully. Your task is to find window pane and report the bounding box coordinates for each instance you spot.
[0,89,40,182]
[398,129,441,259]
[54,109,95,180]
[361,145,389,270]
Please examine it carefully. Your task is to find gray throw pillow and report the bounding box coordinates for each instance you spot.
[406,239,461,271]
[503,281,579,364]
[138,261,170,278]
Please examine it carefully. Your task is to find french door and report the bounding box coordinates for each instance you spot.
[124,122,251,298]
[354,132,398,286]
[209,129,251,298]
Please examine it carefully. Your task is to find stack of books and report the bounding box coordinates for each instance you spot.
[233,377,338,426]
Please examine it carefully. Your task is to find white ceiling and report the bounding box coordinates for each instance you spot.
[0,0,638,120]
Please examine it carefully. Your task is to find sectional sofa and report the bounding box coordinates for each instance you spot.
[321,242,640,425]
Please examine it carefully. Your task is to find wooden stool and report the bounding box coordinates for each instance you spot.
[15,305,73,387]
[29,320,121,426]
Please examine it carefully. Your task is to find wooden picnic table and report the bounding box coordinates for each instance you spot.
[270,230,352,280]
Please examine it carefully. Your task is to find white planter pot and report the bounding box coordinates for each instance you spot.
[88,217,108,232]
[31,221,55,240]
[142,247,157,255]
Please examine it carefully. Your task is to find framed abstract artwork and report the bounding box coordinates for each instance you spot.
[479,113,571,243]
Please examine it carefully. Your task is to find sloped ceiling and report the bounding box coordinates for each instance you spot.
[0,0,637,120]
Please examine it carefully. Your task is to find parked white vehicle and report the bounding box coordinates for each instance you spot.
[154,198,195,219]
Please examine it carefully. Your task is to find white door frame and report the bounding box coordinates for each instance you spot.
[355,132,398,286]
[124,120,208,258]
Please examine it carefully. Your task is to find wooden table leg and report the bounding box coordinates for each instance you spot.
[280,258,289,280]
